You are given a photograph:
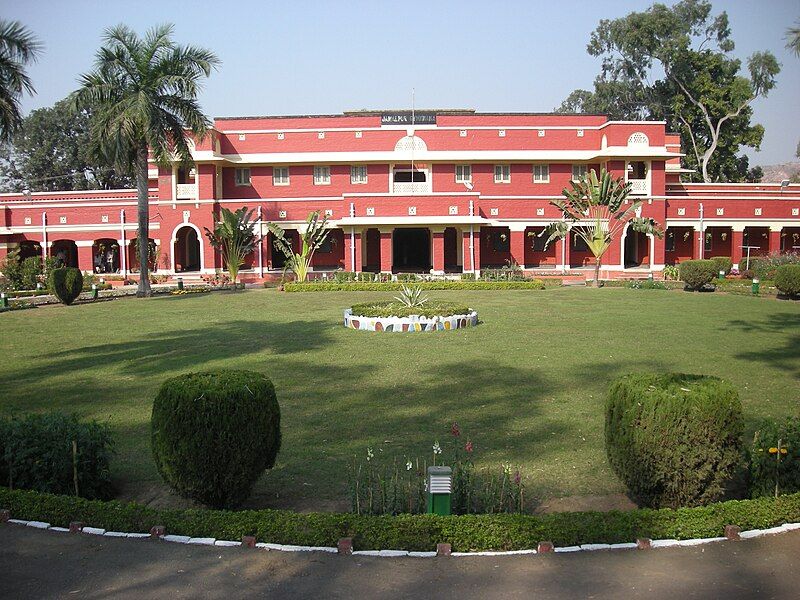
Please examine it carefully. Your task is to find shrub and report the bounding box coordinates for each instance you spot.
[711,256,733,276]
[350,301,472,319]
[663,265,680,281]
[0,413,113,499]
[48,267,83,305]
[605,373,744,509]
[151,370,281,509]
[281,280,547,292]
[679,259,718,290]
[775,264,800,297]
[626,279,667,290]
[745,252,800,280]
[750,417,800,498]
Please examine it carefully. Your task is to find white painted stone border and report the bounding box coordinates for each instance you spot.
[4,518,800,557]
[344,308,478,332]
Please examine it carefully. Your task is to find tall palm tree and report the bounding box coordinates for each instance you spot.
[0,20,42,142]
[75,24,219,297]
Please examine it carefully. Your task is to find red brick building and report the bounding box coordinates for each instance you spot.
[1,110,798,280]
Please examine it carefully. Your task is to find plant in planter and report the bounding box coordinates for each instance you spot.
[394,285,428,308]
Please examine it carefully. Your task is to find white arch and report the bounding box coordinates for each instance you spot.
[627,132,649,146]
[394,135,427,153]
[170,221,205,273]
[620,222,654,271]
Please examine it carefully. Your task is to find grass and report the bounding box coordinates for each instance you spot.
[0,287,798,512]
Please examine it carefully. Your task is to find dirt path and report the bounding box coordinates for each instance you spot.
[2,524,798,599]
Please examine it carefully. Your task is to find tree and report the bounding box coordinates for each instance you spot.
[0,96,133,192]
[204,206,259,284]
[558,1,780,183]
[74,24,219,297]
[267,211,330,283]
[787,19,800,57]
[542,168,663,287]
[0,20,42,142]
[745,166,763,183]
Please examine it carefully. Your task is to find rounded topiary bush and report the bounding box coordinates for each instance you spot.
[48,266,83,305]
[775,264,800,297]
[711,256,733,276]
[151,370,281,508]
[605,373,744,509]
[679,259,717,291]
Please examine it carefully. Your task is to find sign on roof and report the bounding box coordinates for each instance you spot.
[381,112,437,125]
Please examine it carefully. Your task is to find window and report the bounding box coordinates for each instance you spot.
[533,164,549,183]
[705,231,713,252]
[234,168,251,186]
[494,165,511,183]
[313,166,331,185]
[665,231,676,252]
[273,167,289,186]
[572,165,588,181]
[394,170,426,183]
[455,164,472,183]
[491,230,509,252]
[350,165,368,184]
[530,230,547,252]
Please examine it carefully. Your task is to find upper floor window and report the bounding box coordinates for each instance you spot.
[273,167,289,186]
[494,165,511,184]
[572,164,588,181]
[234,168,251,186]
[627,161,648,180]
[350,165,368,184]
[455,164,472,184]
[533,164,549,183]
[313,166,331,185]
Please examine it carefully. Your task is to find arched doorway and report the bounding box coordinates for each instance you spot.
[174,226,201,272]
[268,229,299,270]
[623,226,649,268]
[93,238,120,273]
[128,238,158,273]
[17,240,41,261]
[392,228,430,272]
[50,240,78,268]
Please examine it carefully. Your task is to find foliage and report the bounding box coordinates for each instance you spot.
[774,265,800,298]
[0,20,42,142]
[282,280,547,292]
[480,263,526,281]
[204,206,259,282]
[2,486,800,551]
[0,249,57,291]
[663,265,680,280]
[350,301,472,319]
[605,373,744,509]
[0,413,113,499]
[750,417,800,499]
[679,259,718,290]
[745,253,800,281]
[75,24,219,298]
[393,285,429,308]
[267,211,330,282]
[47,267,83,305]
[130,236,161,273]
[151,370,281,509]
[0,96,132,192]
[626,279,667,290]
[711,256,733,276]
[543,168,663,287]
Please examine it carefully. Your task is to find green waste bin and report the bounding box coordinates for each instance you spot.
[427,466,452,516]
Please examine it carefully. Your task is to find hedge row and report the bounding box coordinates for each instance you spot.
[282,280,549,292]
[350,301,472,318]
[2,487,800,551]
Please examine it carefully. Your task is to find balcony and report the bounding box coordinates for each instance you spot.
[176,183,197,200]
[392,181,432,195]
[629,179,649,195]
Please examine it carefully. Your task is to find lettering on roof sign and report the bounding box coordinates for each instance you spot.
[381,112,437,125]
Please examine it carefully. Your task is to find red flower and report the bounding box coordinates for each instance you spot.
[465,440,473,453]
[451,422,461,437]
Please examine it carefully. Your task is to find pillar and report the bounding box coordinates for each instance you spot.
[652,234,665,269]
[354,231,363,272]
[472,228,482,274]
[562,232,571,269]
[510,229,526,269]
[769,228,781,254]
[731,229,744,267]
[432,229,445,273]
[77,243,94,273]
[462,230,473,272]
[379,230,392,272]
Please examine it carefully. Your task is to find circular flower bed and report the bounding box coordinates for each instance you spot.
[344,301,478,332]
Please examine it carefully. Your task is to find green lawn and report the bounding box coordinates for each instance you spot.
[1,287,798,511]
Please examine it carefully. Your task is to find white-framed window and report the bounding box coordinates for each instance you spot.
[313,166,331,185]
[572,164,588,181]
[455,164,472,183]
[533,164,550,183]
[234,168,251,186]
[273,167,289,186]
[350,165,368,184]
[494,165,511,184]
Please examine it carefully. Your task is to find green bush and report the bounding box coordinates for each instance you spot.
[0,413,113,499]
[350,301,472,318]
[744,252,800,280]
[605,373,744,509]
[281,280,547,292]
[2,486,800,551]
[48,267,83,305]
[775,264,800,297]
[711,256,733,276]
[750,417,800,498]
[151,370,281,509]
[679,260,718,291]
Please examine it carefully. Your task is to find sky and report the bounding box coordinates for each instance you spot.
[3,0,799,165]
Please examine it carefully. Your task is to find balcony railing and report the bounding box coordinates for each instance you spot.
[392,181,432,195]
[629,179,649,195]
[176,183,197,200]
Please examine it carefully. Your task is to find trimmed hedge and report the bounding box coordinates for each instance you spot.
[151,370,281,509]
[48,267,83,305]
[605,373,744,509]
[1,486,800,551]
[711,256,733,276]
[350,301,472,318]
[679,260,718,291]
[775,264,800,297]
[282,280,548,292]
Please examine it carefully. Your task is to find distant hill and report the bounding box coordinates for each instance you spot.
[760,162,800,183]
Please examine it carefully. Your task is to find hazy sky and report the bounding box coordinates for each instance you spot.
[4,0,799,165]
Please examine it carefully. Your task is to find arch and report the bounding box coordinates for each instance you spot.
[93,238,120,273]
[627,132,649,146]
[394,135,427,153]
[17,240,42,261]
[172,223,203,273]
[621,222,653,269]
[128,237,158,273]
[50,239,78,268]
[601,134,608,149]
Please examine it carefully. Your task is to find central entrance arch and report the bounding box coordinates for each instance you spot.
[392,228,430,272]
[174,225,201,272]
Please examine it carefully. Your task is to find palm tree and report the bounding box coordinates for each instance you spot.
[543,168,663,287]
[0,20,42,142]
[75,24,219,297]
[787,20,800,57]
[204,206,259,284]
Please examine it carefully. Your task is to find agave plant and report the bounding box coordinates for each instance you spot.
[394,285,429,308]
